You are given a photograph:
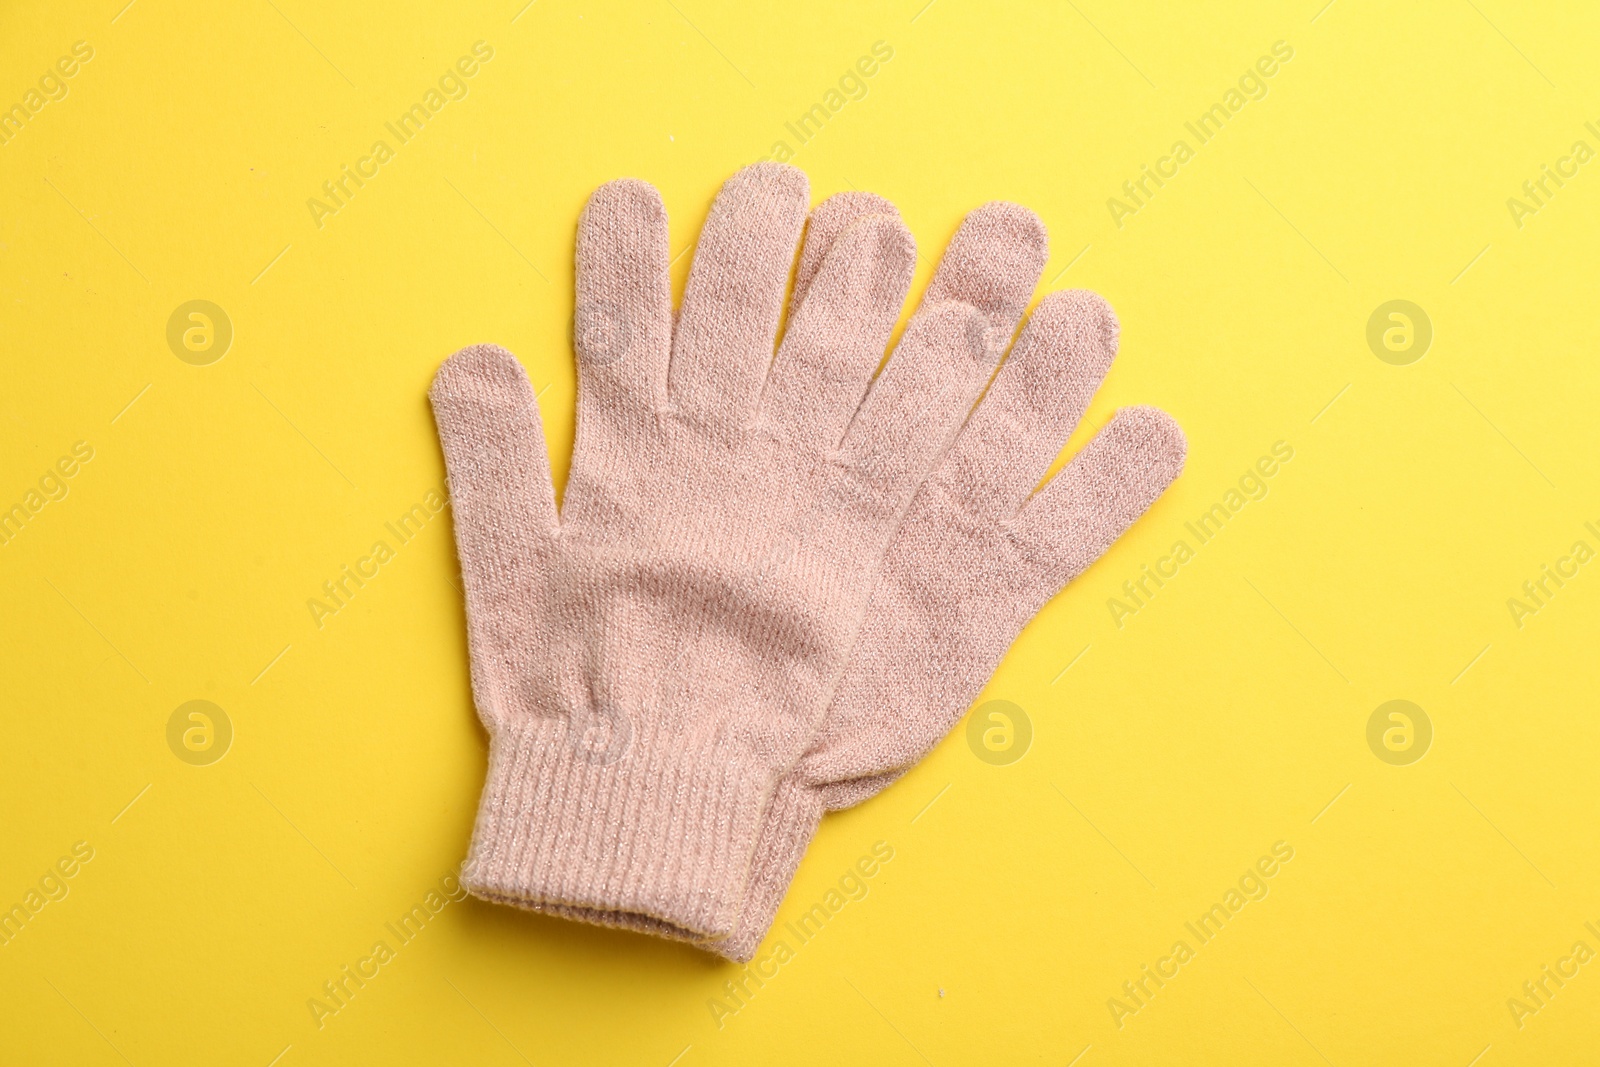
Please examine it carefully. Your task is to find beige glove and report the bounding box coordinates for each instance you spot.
[431,163,1044,938]
[485,179,1185,959]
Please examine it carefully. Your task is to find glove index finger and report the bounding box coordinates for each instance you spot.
[574,178,673,421]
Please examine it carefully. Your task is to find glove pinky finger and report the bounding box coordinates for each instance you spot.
[1010,406,1187,593]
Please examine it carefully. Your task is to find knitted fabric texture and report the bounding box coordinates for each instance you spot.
[431,162,1042,937]
[528,187,1186,960]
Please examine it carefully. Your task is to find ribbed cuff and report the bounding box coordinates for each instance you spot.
[479,894,695,942]
[462,717,772,938]
[472,776,827,963]
[714,776,826,962]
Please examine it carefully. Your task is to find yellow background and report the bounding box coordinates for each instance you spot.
[3,0,1598,1062]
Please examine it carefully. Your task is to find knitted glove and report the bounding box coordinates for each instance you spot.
[430,163,1048,937]
[528,191,1185,959]
[717,299,1186,960]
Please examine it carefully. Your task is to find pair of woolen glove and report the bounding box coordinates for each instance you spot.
[429,162,1185,961]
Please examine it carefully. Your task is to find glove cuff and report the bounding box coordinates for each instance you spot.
[462,717,771,938]
[714,775,826,962]
[469,776,827,963]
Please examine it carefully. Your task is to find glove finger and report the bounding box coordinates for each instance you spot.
[574,179,672,423]
[1011,405,1187,591]
[834,300,995,504]
[429,344,559,725]
[792,190,897,314]
[935,290,1120,519]
[668,162,809,427]
[828,202,1047,495]
[760,213,915,454]
[917,201,1048,346]
[797,406,1183,786]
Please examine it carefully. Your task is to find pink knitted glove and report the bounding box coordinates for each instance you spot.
[529,192,1185,959]
[716,302,1186,960]
[430,163,1044,937]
